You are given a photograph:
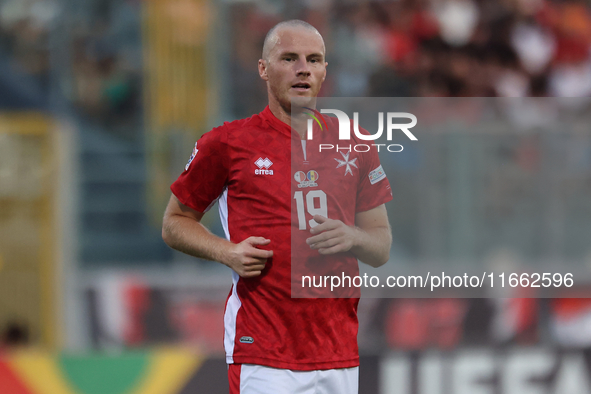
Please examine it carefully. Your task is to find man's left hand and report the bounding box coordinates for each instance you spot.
[306,215,358,255]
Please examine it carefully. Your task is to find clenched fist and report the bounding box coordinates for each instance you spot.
[223,236,273,278]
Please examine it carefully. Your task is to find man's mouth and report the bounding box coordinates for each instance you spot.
[291,82,311,91]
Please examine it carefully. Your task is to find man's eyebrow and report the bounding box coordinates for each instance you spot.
[278,51,324,59]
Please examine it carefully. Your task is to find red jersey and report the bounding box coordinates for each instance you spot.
[171,106,392,370]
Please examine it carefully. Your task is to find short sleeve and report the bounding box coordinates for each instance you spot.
[356,144,393,213]
[170,127,229,213]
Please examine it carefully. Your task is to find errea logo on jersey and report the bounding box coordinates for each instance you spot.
[255,157,273,175]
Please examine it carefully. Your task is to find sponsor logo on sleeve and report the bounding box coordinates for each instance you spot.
[368,165,386,185]
[185,142,198,171]
[239,336,254,344]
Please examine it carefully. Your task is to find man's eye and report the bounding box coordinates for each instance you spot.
[284,57,293,61]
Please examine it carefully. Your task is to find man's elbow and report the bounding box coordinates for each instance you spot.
[161,218,175,248]
[370,230,392,267]
[162,226,170,246]
[367,253,389,268]
[359,243,391,268]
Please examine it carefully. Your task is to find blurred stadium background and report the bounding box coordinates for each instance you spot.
[1,0,591,393]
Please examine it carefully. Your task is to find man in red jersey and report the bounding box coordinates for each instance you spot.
[162,20,392,393]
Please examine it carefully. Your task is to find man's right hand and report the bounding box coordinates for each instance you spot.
[223,237,273,278]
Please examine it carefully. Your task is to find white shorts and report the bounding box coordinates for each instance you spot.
[228,364,359,394]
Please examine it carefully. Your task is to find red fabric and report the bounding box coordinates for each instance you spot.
[171,106,392,370]
[228,364,241,394]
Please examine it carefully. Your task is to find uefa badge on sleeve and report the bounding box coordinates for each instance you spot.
[185,142,198,171]
[368,165,386,185]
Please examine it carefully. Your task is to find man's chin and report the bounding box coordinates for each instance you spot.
[290,95,316,109]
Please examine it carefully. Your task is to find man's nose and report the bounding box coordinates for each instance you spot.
[295,59,311,76]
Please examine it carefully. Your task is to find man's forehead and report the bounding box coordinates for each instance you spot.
[269,26,325,56]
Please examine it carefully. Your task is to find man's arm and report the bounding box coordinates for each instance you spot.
[162,194,273,277]
[306,204,392,267]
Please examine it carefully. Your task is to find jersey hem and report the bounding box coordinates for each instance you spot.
[356,193,393,215]
[227,355,360,371]
[170,188,207,214]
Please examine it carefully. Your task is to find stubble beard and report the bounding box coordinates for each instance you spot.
[269,82,318,117]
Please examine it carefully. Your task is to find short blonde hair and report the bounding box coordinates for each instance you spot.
[262,20,324,61]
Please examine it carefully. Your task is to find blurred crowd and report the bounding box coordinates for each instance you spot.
[0,0,55,87]
[2,0,590,119]
[0,0,141,122]
[68,0,142,124]
[229,0,591,118]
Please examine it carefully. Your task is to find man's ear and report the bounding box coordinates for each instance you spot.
[322,62,328,82]
[258,59,269,81]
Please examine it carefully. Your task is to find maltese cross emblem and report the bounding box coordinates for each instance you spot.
[335,151,358,176]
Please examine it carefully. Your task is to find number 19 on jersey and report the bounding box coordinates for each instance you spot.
[294,190,327,230]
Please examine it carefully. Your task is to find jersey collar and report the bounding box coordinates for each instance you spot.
[261,106,298,139]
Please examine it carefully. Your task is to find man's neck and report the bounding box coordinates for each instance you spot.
[268,99,310,140]
[268,100,291,127]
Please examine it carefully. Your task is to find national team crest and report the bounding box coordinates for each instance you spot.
[295,170,319,188]
[185,142,198,171]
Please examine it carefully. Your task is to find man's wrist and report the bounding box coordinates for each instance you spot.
[349,226,363,252]
[216,242,235,267]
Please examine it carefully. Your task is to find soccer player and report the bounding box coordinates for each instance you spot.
[162,20,392,393]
